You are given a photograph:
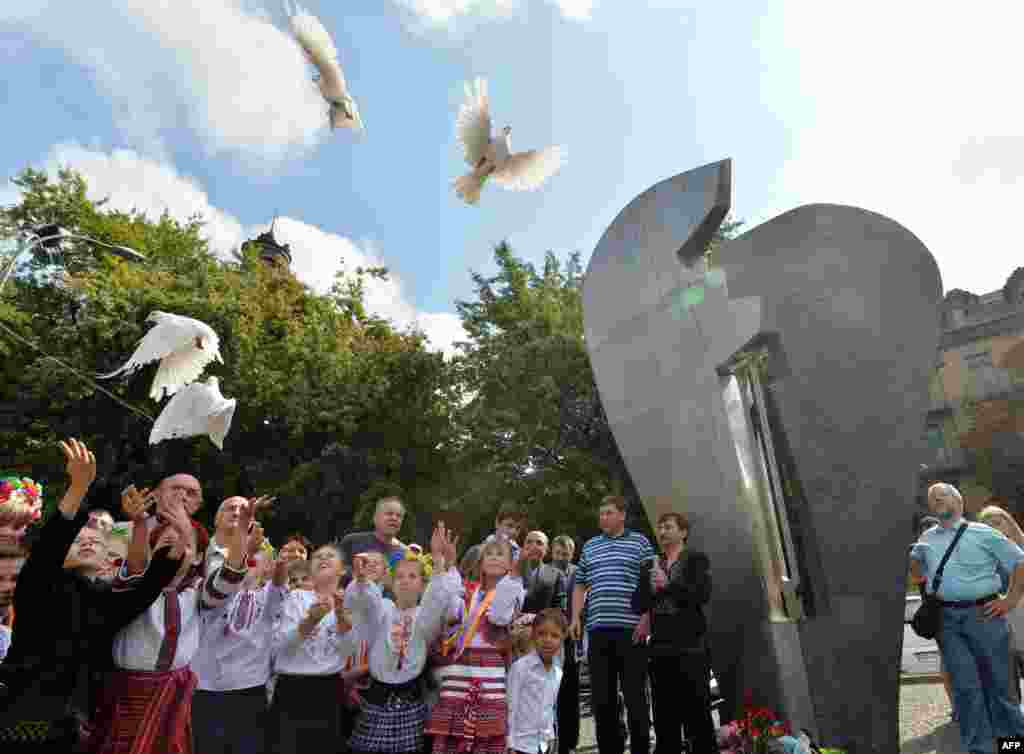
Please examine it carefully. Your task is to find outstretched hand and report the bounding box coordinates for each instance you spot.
[248,495,276,515]
[60,439,96,491]
[121,485,155,522]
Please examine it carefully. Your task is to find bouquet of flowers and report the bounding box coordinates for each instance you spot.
[717,694,791,754]
[0,476,43,527]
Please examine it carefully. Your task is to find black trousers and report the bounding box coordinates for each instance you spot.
[192,686,268,754]
[649,649,716,754]
[587,629,649,754]
[267,674,344,754]
[556,638,580,754]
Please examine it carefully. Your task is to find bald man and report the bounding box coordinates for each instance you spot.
[205,496,274,578]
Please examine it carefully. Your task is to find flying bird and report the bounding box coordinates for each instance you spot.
[149,377,237,451]
[285,0,365,133]
[453,77,565,206]
[98,311,223,401]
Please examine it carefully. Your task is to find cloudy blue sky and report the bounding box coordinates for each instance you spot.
[1,0,1020,357]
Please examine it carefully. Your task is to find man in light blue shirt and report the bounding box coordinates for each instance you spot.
[909,483,1024,753]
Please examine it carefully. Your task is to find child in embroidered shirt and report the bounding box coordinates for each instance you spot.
[425,538,526,754]
[507,608,567,754]
[345,524,460,754]
[339,546,390,745]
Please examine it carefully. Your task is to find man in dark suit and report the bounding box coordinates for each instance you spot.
[521,531,568,613]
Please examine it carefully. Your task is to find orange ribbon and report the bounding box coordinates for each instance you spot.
[444,585,497,661]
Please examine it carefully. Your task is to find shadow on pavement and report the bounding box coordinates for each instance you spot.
[900,721,964,754]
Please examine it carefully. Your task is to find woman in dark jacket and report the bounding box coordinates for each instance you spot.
[632,511,716,754]
[0,439,187,753]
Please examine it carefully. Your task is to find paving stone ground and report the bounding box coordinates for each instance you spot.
[575,680,970,754]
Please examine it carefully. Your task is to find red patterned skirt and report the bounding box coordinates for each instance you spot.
[89,666,197,754]
[425,647,508,754]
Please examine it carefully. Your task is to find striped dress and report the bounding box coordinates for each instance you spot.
[426,573,525,754]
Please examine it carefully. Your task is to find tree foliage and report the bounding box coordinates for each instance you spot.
[444,218,744,547]
[0,164,745,556]
[0,167,458,544]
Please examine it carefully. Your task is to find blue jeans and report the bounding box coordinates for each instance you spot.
[939,604,1024,753]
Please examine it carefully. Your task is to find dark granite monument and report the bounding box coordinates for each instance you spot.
[582,159,943,754]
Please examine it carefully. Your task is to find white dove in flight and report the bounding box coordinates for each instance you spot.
[98,311,223,401]
[453,77,565,206]
[285,0,365,134]
[149,377,237,451]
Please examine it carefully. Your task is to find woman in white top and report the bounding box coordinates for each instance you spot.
[268,542,354,754]
[344,524,461,754]
[977,505,1024,703]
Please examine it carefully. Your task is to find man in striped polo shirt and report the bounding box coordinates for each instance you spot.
[570,495,654,754]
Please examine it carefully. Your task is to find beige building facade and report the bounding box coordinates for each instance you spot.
[921,267,1024,518]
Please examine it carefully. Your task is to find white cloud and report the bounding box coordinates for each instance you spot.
[1,0,328,169]
[267,223,467,358]
[391,0,591,36]
[42,143,247,255]
[753,1,1024,298]
[10,144,468,357]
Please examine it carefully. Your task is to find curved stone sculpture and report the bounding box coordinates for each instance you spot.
[583,158,943,754]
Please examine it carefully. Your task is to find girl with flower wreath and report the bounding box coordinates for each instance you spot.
[344,524,461,754]
[425,537,526,754]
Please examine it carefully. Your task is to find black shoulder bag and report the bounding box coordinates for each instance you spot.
[911,522,967,640]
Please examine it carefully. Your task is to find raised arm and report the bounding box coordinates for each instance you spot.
[414,525,462,643]
[344,556,387,641]
[200,497,253,610]
[16,439,96,585]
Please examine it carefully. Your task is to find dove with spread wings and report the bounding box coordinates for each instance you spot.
[453,77,565,205]
[285,0,365,133]
[97,311,223,401]
[149,377,237,451]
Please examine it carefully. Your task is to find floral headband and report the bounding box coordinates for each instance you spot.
[388,548,433,580]
[0,477,43,522]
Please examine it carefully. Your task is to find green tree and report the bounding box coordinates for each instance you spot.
[445,218,745,546]
[0,167,459,545]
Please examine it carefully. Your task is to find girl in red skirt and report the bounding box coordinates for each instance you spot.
[426,539,525,754]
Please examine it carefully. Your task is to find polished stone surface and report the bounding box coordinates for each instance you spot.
[583,159,943,754]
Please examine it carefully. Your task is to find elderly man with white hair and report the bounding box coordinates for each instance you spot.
[910,482,1024,753]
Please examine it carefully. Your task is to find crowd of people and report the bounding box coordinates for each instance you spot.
[0,438,717,754]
